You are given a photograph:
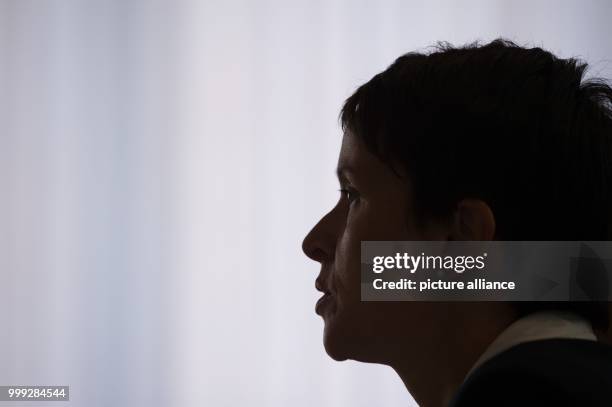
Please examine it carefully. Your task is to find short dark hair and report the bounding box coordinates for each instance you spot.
[340,38,612,330]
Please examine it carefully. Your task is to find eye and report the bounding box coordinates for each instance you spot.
[339,186,359,204]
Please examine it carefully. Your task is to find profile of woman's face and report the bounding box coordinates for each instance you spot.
[302,131,448,363]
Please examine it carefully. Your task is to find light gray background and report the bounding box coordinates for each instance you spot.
[1,1,611,406]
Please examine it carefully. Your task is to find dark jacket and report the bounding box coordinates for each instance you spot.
[450,339,612,406]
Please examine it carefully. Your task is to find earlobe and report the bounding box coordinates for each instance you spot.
[450,199,496,241]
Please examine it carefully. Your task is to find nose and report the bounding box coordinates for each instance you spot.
[302,209,339,264]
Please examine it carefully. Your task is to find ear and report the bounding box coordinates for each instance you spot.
[449,199,496,241]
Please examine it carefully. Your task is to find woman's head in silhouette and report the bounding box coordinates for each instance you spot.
[302,126,473,363]
[302,39,612,400]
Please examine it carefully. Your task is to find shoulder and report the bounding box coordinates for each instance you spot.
[451,339,612,407]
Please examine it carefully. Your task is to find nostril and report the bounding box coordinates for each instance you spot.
[302,223,334,262]
[308,247,328,262]
[302,235,323,261]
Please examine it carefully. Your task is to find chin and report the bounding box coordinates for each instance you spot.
[321,308,388,364]
[323,337,352,362]
[322,325,351,361]
[321,312,372,362]
[322,326,385,364]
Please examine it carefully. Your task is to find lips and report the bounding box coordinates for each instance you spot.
[315,292,333,315]
[315,275,334,315]
[315,276,331,294]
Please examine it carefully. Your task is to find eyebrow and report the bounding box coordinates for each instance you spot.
[336,165,356,183]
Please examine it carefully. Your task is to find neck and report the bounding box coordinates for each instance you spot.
[390,305,516,407]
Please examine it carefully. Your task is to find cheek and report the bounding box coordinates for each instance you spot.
[332,233,361,307]
[333,201,413,305]
[332,208,374,306]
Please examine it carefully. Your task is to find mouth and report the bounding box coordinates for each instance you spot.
[315,276,334,315]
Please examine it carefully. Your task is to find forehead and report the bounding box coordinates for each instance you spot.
[338,131,369,171]
[337,131,404,184]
